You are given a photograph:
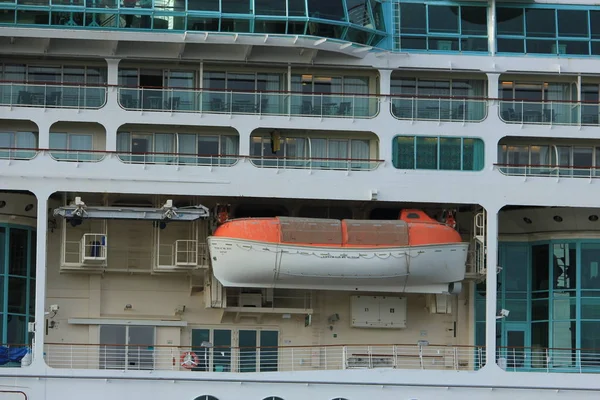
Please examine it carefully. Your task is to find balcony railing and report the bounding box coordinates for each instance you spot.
[0,148,384,171]
[495,163,600,179]
[498,346,600,372]
[116,151,240,167]
[0,82,107,109]
[249,155,383,171]
[391,96,487,122]
[0,148,38,160]
[44,343,484,372]
[498,100,600,126]
[118,87,380,118]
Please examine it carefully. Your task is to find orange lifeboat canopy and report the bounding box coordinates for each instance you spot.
[212,210,461,248]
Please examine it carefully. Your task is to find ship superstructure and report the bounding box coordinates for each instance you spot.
[1,0,600,399]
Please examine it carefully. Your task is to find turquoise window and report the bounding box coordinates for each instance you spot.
[394,1,488,53]
[392,135,484,171]
[0,224,36,346]
[0,0,387,47]
[475,240,600,371]
[497,5,600,56]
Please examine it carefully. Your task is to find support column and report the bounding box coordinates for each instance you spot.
[486,73,500,123]
[488,0,496,56]
[484,206,500,369]
[237,126,252,157]
[379,69,392,96]
[104,58,120,110]
[104,58,121,152]
[32,190,50,368]
[35,118,53,149]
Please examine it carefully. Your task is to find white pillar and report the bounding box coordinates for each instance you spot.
[487,73,501,123]
[104,58,121,152]
[484,206,500,369]
[35,118,53,149]
[488,0,496,56]
[379,69,392,96]
[31,190,50,368]
[237,125,254,157]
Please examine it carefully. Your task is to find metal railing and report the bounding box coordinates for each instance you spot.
[0,82,107,109]
[498,346,600,372]
[44,343,485,372]
[495,163,600,179]
[391,97,487,122]
[248,155,382,171]
[499,100,583,125]
[116,151,239,167]
[118,87,380,119]
[0,148,384,172]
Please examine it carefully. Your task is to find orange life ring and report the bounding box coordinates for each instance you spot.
[180,351,200,369]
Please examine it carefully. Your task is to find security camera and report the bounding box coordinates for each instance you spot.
[50,304,59,312]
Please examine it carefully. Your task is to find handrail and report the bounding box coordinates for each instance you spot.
[495,163,600,170]
[0,148,384,171]
[45,342,482,349]
[5,80,600,104]
[43,342,485,372]
[494,163,600,179]
[0,147,383,162]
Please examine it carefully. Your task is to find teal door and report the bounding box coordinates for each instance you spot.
[501,323,530,370]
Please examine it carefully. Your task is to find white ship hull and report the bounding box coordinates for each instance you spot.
[207,237,468,293]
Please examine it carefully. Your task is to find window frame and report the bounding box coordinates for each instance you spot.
[392,135,484,171]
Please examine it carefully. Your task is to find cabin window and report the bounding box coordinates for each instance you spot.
[251,135,373,170]
[497,6,596,56]
[393,136,484,171]
[395,2,488,52]
[117,132,238,166]
[0,131,37,160]
[49,132,94,161]
[191,328,278,372]
[98,325,155,370]
[0,225,36,345]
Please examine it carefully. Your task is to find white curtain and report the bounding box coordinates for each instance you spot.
[343,76,369,116]
[310,138,327,168]
[328,139,348,169]
[351,139,370,169]
[16,131,37,159]
[178,133,196,165]
[154,133,174,164]
[220,135,239,166]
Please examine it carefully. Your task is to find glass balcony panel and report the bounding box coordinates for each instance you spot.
[0,83,105,109]
[117,87,376,118]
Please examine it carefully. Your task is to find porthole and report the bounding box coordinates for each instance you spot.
[24,204,34,212]
[523,217,532,224]
[0,201,5,208]
[553,215,563,222]
[589,215,599,222]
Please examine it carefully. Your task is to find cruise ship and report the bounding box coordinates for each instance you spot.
[1,0,600,399]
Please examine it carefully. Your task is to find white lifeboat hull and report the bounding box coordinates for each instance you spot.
[207,237,468,294]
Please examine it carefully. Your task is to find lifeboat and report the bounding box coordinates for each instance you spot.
[207,210,468,294]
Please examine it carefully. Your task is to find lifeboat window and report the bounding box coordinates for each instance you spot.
[406,212,420,219]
